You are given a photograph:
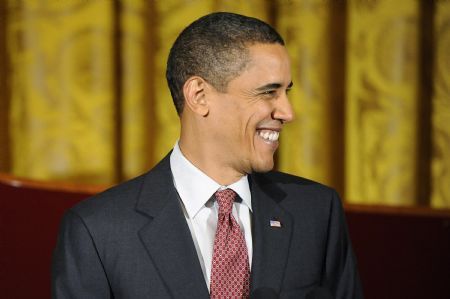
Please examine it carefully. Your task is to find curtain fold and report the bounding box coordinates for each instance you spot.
[345,0,420,205]
[431,1,450,208]
[0,2,10,172]
[119,1,156,180]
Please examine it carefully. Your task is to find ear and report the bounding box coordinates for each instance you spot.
[183,76,209,117]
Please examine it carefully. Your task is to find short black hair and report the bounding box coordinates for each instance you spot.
[166,12,285,115]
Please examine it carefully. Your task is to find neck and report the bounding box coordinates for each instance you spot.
[179,135,245,186]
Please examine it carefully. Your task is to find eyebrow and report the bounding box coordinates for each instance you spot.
[255,81,293,91]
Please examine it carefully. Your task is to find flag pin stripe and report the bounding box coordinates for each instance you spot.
[270,219,282,228]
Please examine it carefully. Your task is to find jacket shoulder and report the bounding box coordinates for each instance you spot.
[70,173,146,219]
[253,170,336,195]
[251,171,342,213]
[70,153,172,219]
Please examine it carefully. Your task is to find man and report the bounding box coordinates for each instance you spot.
[52,12,363,298]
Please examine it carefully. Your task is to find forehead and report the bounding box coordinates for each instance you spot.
[247,43,290,64]
[229,43,291,88]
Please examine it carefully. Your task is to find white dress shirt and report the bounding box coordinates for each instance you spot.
[170,142,253,290]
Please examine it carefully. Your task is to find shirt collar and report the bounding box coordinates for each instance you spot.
[170,142,252,219]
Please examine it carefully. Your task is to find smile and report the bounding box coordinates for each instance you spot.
[256,129,280,142]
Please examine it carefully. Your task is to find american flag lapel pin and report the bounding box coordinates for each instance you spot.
[270,218,282,228]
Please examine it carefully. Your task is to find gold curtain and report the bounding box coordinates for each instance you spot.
[0,2,9,172]
[1,0,449,207]
[345,0,420,205]
[432,0,450,208]
[7,1,117,184]
[120,1,156,180]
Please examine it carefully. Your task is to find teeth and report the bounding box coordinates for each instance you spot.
[270,132,279,141]
[257,130,279,142]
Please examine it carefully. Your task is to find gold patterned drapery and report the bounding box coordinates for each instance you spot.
[432,0,450,208]
[345,0,421,205]
[0,0,449,208]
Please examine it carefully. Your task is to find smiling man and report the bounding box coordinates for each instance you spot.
[177,42,293,184]
[52,12,363,299]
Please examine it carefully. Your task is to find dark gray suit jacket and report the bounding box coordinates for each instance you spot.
[52,154,363,298]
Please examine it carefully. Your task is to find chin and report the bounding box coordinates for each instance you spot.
[251,159,275,173]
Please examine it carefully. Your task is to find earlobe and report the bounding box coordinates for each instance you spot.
[183,77,209,117]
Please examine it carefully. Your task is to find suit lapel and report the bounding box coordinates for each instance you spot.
[250,173,293,294]
[136,155,210,299]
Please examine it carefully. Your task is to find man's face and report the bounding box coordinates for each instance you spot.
[207,43,294,175]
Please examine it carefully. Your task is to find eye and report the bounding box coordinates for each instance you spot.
[261,90,276,96]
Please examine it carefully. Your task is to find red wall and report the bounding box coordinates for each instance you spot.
[1,178,449,298]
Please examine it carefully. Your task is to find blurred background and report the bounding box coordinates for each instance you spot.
[0,0,449,208]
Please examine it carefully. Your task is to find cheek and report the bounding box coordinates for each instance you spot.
[246,106,273,132]
[242,114,258,140]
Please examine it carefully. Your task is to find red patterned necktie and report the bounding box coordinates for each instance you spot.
[210,189,250,299]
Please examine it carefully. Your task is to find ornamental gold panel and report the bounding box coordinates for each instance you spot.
[346,0,419,205]
[8,0,116,184]
[431,1,450,208]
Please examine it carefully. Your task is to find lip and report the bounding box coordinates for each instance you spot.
[255,135,279,152]
[255,127,282,132]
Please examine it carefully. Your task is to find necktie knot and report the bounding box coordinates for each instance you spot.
[214,188,236,215]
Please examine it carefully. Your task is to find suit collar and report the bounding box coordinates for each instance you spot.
[135,154,210,299]
[170,142,252,218]
[249,172,293,295]
[134,156,293,297]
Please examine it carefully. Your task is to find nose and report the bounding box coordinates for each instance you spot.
[272,93,295,124]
